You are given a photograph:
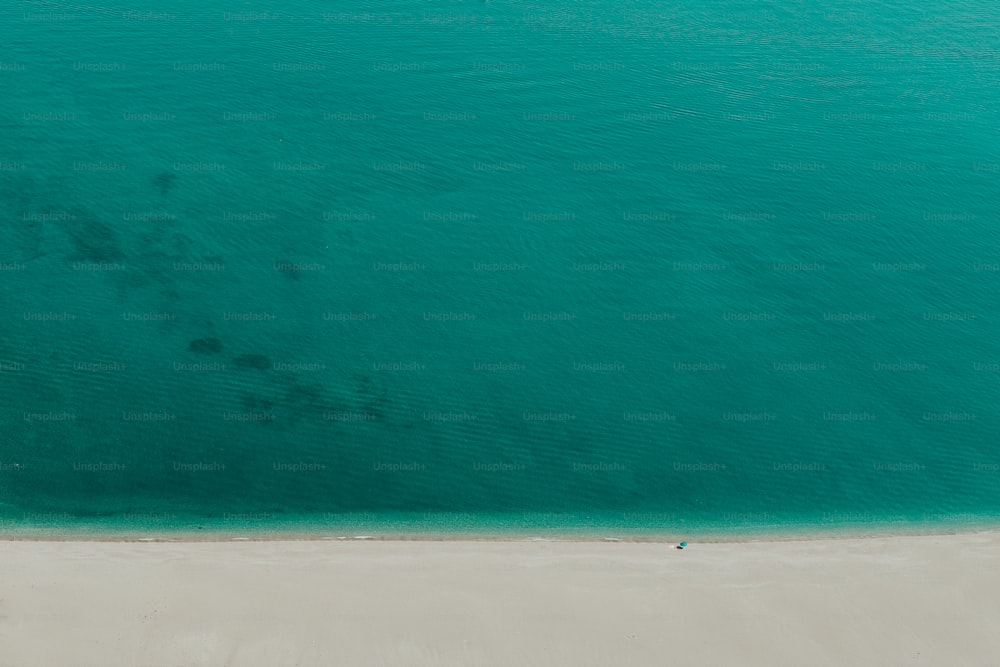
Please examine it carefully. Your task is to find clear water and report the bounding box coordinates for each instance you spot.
[1,0,999,536]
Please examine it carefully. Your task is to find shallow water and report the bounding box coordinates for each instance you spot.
[1,0,999,536]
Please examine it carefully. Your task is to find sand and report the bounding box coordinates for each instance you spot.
[1,532,999,666]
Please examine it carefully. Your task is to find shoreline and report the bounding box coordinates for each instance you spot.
[5,508,999,545]
[3,521,998,543]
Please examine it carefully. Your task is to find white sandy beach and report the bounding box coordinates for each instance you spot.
[2,532,999,666]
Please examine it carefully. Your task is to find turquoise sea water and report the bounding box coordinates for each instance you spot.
[1,0,998,537]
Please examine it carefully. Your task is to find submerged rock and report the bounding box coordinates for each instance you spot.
[153,171,177,195]
[232,354,270,370]
[188,337,223,354]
